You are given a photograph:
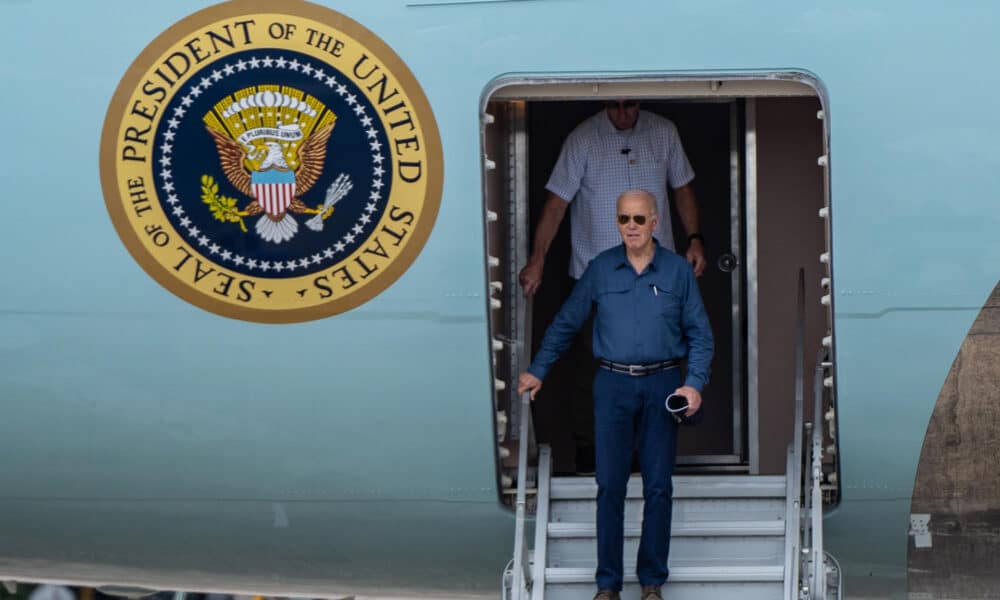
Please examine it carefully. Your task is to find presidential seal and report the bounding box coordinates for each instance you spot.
[100,0,442,322]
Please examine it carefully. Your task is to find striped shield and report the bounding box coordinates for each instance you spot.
[251,169,296,216]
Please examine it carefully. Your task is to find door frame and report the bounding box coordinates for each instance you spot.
[481,72,828,474]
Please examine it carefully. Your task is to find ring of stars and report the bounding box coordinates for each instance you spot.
[155,53,387,276]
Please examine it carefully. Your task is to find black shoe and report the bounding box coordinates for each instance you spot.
[575,444,595,475]
[640,585,662,600]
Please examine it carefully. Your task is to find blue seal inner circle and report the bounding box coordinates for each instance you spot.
[153,49,392,279]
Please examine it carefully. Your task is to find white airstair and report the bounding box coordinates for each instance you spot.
[503,272,841,600]
[508,451,840,600]
[540,472,787,600]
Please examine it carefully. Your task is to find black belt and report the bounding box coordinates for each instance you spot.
[598,358,681,376]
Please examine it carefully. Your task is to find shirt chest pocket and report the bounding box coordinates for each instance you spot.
[632,147,665,171]
[647,283,683,319]
[596,282,631,305]
[594,282,635,323]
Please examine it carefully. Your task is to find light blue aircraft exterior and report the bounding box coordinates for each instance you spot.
[1,1,998,599]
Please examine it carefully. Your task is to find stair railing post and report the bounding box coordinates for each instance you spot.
[784,269,806,599]
[783,444,801,600]
[810,361,827,599]
[511,392,533,600]
[530,445,551,600]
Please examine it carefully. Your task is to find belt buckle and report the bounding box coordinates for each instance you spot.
[628,364,637,376]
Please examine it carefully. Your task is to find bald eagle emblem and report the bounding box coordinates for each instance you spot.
[201,85,352,243]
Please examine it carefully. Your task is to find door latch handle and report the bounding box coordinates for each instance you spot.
[717,252,738,273]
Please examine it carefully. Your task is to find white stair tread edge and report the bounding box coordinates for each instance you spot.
[550,504,786,522]
[550,476,786,500]
[548,520,785,538]
[545,565,784,583]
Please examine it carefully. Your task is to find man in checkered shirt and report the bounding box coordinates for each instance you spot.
[519,100,705,474]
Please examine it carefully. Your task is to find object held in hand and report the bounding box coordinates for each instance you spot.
[665,393,689,423]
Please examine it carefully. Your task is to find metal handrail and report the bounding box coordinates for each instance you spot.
[791,351,833,600]
[782,444,800,600]
[783,269,806,599]
[810,361,826,599]
[530,445,552,600]
[780,269,837,599]
[511,392,534,600]
[801,420,818,600]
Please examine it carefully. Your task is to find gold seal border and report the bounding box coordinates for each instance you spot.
[99,0,443,324]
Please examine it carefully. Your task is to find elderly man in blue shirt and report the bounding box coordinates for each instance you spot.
[518,189,714,600]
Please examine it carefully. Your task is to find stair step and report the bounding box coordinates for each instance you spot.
[544,580,784,600]
[546,522,784,570]
[546,565,784,583]
[550,475,786,501]
[548,520,785,538]
[547,536,784,569]
[551,496,786,524]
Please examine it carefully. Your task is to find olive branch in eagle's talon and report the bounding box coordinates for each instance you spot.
[200,174,260,233]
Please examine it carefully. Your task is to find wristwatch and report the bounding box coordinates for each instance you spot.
[688,233,704,245]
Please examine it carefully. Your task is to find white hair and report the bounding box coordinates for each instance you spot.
[616,189,657,216]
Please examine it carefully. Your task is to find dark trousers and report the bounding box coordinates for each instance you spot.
[593,366,680,591]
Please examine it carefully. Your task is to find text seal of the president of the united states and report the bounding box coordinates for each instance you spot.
[100,0,443,323]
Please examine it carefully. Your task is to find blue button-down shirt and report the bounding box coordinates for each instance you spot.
[527,243,714,391]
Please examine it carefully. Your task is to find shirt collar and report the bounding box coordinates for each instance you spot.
[613,244,629,269]
[613,241,662,271]
[651,243,665,270]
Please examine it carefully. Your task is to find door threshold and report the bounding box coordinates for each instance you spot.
[554,464,751,478]
[676,454,749,474]
[674,464,750,475]
[678,453,743,465]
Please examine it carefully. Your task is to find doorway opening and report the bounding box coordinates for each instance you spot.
[484,75,839,490]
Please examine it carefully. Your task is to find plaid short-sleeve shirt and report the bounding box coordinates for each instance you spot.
[545,110,695,278]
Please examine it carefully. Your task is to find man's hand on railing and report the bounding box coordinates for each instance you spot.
[517,372,542,401]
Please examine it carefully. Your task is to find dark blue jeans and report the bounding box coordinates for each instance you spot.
[593,366,680,591]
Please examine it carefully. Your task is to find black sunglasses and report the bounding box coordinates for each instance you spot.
[617,214,649,225]
[605,100,639,109]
